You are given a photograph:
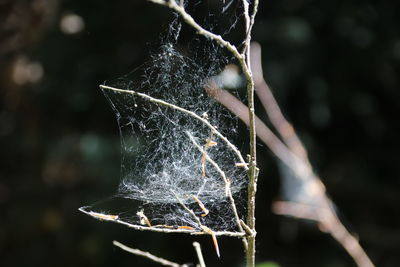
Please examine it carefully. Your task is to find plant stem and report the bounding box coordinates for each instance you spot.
[243,0,259,265]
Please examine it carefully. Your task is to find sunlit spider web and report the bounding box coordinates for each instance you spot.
[80,1,249,233]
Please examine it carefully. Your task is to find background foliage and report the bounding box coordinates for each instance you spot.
[1,0,399,266]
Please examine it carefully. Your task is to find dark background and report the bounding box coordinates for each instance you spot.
[1,0,399,266]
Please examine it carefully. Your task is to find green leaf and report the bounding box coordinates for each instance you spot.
[256,262,280,267]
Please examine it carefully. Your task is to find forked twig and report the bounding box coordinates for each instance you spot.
[171,190,221,258]
[113,240,188,267]
[186,131,230,191]
[207,79,375,267]
[185,131,246,238]
[249,43,374,267]
[273,201,374,267]
[171,190,203,226]
[147,0,246,72]
[250,42,308,161]
[206,82,313,179]
[207,41,374,267]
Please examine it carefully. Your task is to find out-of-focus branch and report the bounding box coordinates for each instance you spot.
[206,82,313,179]
[113,240,189,267]
[208,79,375,266]
[249,42,374,267]
[209,42,374,267]
[273,201,375,267]
[250,42,308,161]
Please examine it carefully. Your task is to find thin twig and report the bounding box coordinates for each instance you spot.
[171,190,203,227]
[172,191,221,258]
[241,0,250,55]
[240,219,255,236]
[242,0,259,54]
[248,0,259,41]
[79,207,245,237]
[272,201,375,267]
[185,131,246,238]
[100,84,247,168]
[113,240,188,267]
[193,242,206,267]
[148,0,244,65]
[186,131,229,186]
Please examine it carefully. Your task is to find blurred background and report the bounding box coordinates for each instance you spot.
[1,0,399,266]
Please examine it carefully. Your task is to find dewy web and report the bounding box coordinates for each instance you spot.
[80,12,249,232]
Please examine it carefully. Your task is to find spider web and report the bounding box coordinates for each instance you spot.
[80,2,248,232]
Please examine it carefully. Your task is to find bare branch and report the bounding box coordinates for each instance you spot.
[250,42,308,161]
[186,131,229,186]
[242,0,250,54]
[207,81,375,267]
[171,190,203,227]
[100,84,247,169]
[206,83,313,179]
[172,191,221,258]
[248,0,259,39]
[193,242,206,267]
[147,0,243,63]
[272,201,330,222]
[272,202,375,267]
[239,1,260,265]
[185,131,246,237]
[79,207,245,238]
[248,42,374,267]
[242,0,259,54]
[113,240,189,267]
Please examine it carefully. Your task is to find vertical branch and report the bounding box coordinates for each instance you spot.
[242,2,260,267]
